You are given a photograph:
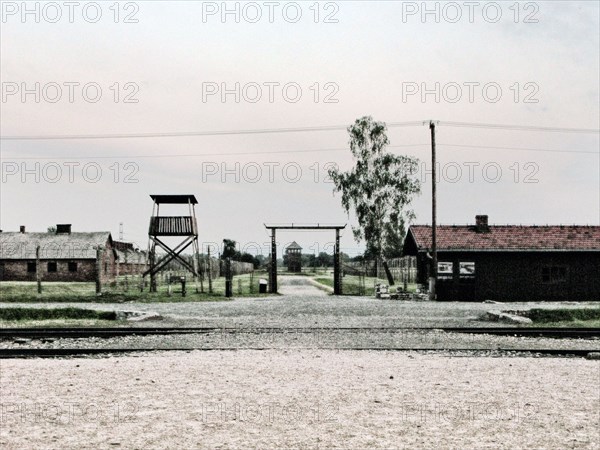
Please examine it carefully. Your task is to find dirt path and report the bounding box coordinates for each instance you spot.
[277,275,329,297]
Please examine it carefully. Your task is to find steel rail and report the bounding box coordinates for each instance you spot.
[0,327,599,339]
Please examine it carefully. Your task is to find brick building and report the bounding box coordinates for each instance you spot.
[0,224,117,283]
[113,241,148,276]
[402,215,600,301]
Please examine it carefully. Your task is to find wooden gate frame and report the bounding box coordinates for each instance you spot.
[264,224,346,295]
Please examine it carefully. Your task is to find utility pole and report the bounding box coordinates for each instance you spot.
[207,246,213,294]
[334,228,341,295]
[429,120,437,301]
[270,228,277,293]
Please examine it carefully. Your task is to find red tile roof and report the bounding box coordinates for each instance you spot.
[408,225,600,251]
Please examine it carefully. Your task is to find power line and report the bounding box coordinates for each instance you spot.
[0,144,428,160]
[442,121,600,134]
[2,120,598,141]
[1,142,597,160]
[438,143,599,155]
[0,121,424,141]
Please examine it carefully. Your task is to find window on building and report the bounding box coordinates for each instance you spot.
[104,262,108,273]
[68,262,78,272]
[438,262,453,279]
[542,266,567,283]
[47,261,57,273]
[459,262,476,278]
[27,262,36,273]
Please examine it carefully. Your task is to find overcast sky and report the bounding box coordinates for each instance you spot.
[1,1,598,257]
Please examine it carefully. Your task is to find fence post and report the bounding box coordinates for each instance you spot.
[36,245,42,294]
[116,255,120,289]
[95,247,102,296]
[199,255,205,293]
[225,258,232,298]
[207,248,213,294]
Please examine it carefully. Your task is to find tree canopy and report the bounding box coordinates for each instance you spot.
[328,116,421,259]
[221,239,262,268]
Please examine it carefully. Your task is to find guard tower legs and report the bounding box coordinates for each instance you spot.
[149,241,157,292]
[143,195,200,292]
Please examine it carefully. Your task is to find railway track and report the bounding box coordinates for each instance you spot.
[1,326,599,339]
[2,327,597,358]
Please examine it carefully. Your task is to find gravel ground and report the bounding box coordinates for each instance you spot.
[2,277,599,329]
[1,277,599,449]
[1,350,598,449]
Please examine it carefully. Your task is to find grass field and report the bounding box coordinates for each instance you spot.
[312,274,418,296]
[0,272,272,303]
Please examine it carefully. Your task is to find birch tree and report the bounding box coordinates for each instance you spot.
[328,116,421,260]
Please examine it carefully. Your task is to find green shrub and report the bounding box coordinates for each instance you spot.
[528,308,600,323]
[0,307,116,321]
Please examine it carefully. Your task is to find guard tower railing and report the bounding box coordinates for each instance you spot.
[149,216,198,236]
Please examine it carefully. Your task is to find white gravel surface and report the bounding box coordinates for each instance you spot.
[1,277,599,449]
[1,350,599,449]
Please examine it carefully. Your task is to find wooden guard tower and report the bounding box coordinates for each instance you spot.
[285,241,303,272]
[143,195,200,292]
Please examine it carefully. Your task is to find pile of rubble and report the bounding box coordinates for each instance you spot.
[374,284,429,301]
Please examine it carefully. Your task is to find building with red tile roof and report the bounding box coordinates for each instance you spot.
[402,215,600,301]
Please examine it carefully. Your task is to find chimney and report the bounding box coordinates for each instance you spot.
[475,215,489,233]
[56,224,72,234]
[19,225,25,234]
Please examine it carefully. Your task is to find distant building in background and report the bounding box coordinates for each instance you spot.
[402,215,600,301]
[0,224,116,282]
[113,241,148,276]
[285,241,303,272]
